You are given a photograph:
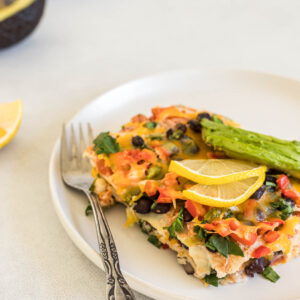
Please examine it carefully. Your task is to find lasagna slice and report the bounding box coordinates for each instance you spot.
[84,105,300,286]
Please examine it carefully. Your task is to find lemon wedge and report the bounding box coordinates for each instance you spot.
[169,159,266,185]
[0,99,23,149]
[183,174,265,207]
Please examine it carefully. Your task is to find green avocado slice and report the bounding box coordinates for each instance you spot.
[201,118,300,179]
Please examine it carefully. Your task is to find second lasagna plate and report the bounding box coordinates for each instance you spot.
[49,69,300,300]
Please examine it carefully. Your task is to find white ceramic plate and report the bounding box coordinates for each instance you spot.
[49,69,300,300]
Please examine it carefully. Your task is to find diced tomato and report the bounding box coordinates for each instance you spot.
[229,219,240,231]
[162,243,169,249]
[252,246,271,258]
[282,189,299,201]
[154,146,169,161]
[203,223,215,231]
[257,219,285,235]
[264,231,280,243]
[185,200,206,218]
[144,180,157,197]
[130,114,148,123]
[156,187,182,204]
[139,149,157,163]
[244,199,257,219]
[231,232,257,246]
[277,174,289,190]
[96,159,113,176]
[163,173,179,187]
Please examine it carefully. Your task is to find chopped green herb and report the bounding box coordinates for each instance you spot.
[204,270,220,287]
[85,205,92,216]
[89,179,96,192]
[271,198,293,220]
[147,235,161,248]
[151,201,158,210]
[203,208,232,223]
[164,208,184,239]
[139,220,153,234]
[145,121,157,129]
[262,266,280,283]
[93,132,120,154]
[168,130,184,140]
[146,165,164,179]
[265,181,277,192]
[149,134,163,140]
[227,239,244,257]
[194,225,207,241]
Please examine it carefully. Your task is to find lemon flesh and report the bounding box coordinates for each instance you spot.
[183,174,265,208]
[169,159,266,185]
[0,99,23,149]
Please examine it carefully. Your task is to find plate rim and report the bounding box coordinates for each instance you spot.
[48,68,300,300]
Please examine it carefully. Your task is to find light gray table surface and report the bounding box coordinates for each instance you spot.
[1,1,300,299]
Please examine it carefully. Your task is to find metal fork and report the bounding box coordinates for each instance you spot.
[60,123,136,300]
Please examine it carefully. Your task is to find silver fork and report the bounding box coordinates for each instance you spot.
[60,123,136,300]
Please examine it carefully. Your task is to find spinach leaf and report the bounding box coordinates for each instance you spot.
[204,270,220,287]
[147,235,161,248]
[93,132,120,154]
[262,266,280,283]
[205,235,244,258]
[227,239,244,257]
[205,234,228,257]
[164,208,184,239]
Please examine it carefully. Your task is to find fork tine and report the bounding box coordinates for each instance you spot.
[88,123,94,145]
[60,124,70,172]
[70,124,78,160]
[79,123,86,156]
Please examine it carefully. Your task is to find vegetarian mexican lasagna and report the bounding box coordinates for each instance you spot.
[84,105,300,287]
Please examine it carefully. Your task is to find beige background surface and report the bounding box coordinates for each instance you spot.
[1,0,300,299]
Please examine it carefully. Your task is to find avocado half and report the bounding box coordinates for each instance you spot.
[0,0,45,49]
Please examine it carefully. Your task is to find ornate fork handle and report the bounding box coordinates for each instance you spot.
[85,191,136,300]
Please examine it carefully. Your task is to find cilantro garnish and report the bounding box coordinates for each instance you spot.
[271,198,293,220]
[147,235,161,248]
[93,132,120,154]
[164,208,184,239]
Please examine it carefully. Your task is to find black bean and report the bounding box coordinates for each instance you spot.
[187,119,202,133]
[132,136,144,147]
[267,168,282,175]
[250,185,266,200]
[183,262,194,275]
[133,197,152,214]
[183,208,193,222]
[166,128,174,139]
[196,112,212,122]
[265,175,277,184]
[255,208,266,221]
[175,123,187,134]
[151,203,171,214]
[148,191,159,202]
[244,258,267,277]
